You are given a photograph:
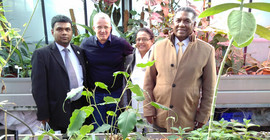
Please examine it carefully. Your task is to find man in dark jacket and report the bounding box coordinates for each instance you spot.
[80,12,133,130]
[31,15,87,133]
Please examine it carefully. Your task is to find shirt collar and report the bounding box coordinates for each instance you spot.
[55,42,72,52]
[135,45,153,59]
[174,36,189,47]
[95,34,112,45]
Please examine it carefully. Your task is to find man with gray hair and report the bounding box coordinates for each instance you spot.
[80,12,133,130]
[143,6,216,132]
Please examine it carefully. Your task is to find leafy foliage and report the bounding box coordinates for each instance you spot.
[199,1,270,139]
[118,109,137,139]
[67,110,87,136]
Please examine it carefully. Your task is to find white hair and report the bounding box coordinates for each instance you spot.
[93,12,111,27]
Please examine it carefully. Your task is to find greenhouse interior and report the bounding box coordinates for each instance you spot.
[0,0,270,139]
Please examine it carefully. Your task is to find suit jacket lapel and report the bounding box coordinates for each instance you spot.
[71,44,87,84]
[50,42,68,74]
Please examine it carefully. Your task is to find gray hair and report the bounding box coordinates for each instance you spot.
[174,6,197,21]
[93,12,111,27]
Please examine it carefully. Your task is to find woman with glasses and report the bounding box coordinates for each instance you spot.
[125,27,155,132]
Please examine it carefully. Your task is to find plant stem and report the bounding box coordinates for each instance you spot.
[207,38,234,140]
[2,0,39,75]
[0,108,35,137]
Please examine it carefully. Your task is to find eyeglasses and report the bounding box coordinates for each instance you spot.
[136,38,150,42]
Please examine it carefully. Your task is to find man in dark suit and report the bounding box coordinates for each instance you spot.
[31,15,87,133]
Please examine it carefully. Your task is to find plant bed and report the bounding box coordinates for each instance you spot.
[216,75,270,108]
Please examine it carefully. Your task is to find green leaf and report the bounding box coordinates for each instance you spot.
[199,3,240,18]
[67,109,87,136]
[113,7,121,26]
[228,33,254,48]
[94,124,111,133]
[256,24,270,41]
[95,82,108,90]
[113,71,130,78]
[118,110,137,139]
[130,10,137,16]
[127,81,144,101]
[167,135,180,140]
[136,60,155,68]
[89,10,98,35]
[243,2,270,12]
[63,86,84,112]
[80,125,94,136]
[150,102,170,110]
[65,86,84,100]
[107,110,116,116]
[48,129,55,134]
[38,135,45,140]
[80,106,94,117]
[170,127,180,132]
[0,56,7,65]
[81,90,93,97]
[75,23,94,35]
[136,119,152,128]
[0,15,8,23]
[103,96,120,104]
[228,10,256,46]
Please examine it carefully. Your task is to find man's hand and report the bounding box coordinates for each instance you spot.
[41,119,49,125]
[145,116,156,124]
[194,121,204,129]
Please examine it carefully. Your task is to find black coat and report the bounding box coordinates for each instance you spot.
[31,42,87,131]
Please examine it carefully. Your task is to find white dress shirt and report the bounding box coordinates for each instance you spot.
[56,43,83,100]
[131,47,153,114]
[174,37,190,54]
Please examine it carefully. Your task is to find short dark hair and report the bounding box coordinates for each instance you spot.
[51,15,72,29]
[135,27,155,40]
[174,6,197,21]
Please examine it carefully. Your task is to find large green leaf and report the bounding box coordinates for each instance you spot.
[94,124,111,133]
[228,10,256,46]
[199,3,240,18]
[127,81,145,101]
[228,33,254,48]
[243,2,270,12]
[80,106,94,117]
[118,110,137,139]
[75,23,93,34]
[80,125,94,136]
[89,10,98,35]
[67,109,87,136]
[256,24,270,41]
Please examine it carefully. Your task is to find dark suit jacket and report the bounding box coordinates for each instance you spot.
[31,42,87,131]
